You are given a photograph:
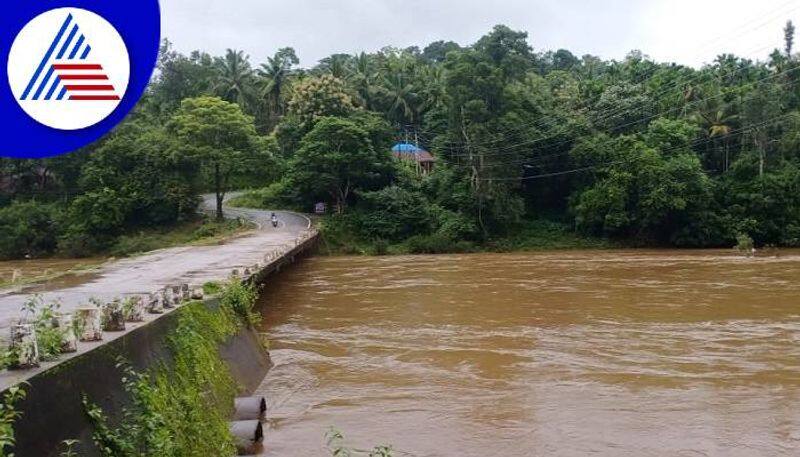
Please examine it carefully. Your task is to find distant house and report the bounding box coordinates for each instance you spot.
[391,142,436,175]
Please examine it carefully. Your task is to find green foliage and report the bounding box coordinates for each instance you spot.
[219,279,260,328]
[736,233,755,253]
[290,117,393,211]
[168,96,267,220]
[83,294,248,456]
[287,75,357,126]
[6,22,800,257]
[0,202,61,260]
[0,385,26,457]
[202,281,222,296]
[20,297,67,362]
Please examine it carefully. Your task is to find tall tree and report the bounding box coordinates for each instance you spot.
[289,117,392,212]
[214,49,255,110]
[258,47,299,127]
[169,97,262,220]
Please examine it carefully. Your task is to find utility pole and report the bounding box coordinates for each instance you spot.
[461,106,486,236]
[413,128,421,175]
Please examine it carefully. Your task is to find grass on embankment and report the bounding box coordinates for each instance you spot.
[317,217,614,256]
[108,217,252,258]
[228,187,613,256]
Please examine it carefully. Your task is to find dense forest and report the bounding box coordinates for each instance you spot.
[3,21,800,258]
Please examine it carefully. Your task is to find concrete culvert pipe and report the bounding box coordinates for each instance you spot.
[234,396,267,421]
[229,420,263,455]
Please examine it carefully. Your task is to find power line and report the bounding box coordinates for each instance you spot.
[480,111,795,182]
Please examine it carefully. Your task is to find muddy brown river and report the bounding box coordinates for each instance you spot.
[255,250,800,456]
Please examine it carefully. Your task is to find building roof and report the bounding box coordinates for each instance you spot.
[391,142,436,163]
[392,142,423,153]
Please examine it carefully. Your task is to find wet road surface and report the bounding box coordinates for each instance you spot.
[0,195,310,332]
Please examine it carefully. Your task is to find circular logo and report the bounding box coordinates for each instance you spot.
[7,8,130,131]
[1,1,160,158]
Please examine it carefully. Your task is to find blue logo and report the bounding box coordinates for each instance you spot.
[2,1,160,158]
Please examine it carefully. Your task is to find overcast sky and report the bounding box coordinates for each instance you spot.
[160,0,800,68]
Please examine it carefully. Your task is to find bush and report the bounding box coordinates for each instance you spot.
[404,234,476,254]
[219,279,260,328]
[357,186,434,241]
[0,201,62,260]
[228,180,303,211]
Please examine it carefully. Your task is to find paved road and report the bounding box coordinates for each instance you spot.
[0,195,311,332]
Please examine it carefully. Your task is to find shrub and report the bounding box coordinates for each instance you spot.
[0,201,62,260]
[219,279,260,328]
[405,234,476,254]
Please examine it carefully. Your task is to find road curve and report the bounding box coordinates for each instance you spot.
[0,195,311,332]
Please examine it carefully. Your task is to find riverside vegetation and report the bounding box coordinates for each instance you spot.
[4,23,800,256]
[0,280,260,457]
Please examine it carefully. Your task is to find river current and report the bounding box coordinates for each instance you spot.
[255,250,800,456]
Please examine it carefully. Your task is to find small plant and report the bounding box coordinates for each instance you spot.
[121,296,145,323]
[0,384,27,456]
[735,233,755,255]
[220,280,260,328]
[19,297,64,362]
[59,439,80,457]
[203,281,222,296]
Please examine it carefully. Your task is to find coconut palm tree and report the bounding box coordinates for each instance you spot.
[258,47,299,128]
[214,49,255,111]
[695,99,738,172]
[349,52,378,110]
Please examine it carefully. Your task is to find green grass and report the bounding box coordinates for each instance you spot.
[317,216,612,256]
[486,219,614,252]
[108,218,252,258]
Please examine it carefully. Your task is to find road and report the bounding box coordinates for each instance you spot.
[0,195,311,332]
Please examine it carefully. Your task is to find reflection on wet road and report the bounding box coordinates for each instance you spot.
[256,250,800,456]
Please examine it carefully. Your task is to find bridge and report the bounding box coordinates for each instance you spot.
[0,196,318,456]
[0,196,311,335]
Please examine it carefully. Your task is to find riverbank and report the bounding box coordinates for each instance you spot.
[304,215,613,256]
[227,194,614,255]
[0,218,251,291]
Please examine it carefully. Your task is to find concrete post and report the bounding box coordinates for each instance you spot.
[9,323,39,369]
[56,314,78,353]
[102,301,126,332]
[75,307,103,342]
[147,292,164,314]
[123,296,146,323]
[161,288,175,309]
[190,288,204,300]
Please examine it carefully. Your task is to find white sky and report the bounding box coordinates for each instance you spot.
[160,0,800,68]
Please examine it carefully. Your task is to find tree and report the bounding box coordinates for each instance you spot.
[289,117,393,212]
[286,75,357,126]
[258,47,299,129]
[214,49,255,110]
[169,97,262,220]
[149,40,216,115]
[422,40,461,63]
[786,20,795,58]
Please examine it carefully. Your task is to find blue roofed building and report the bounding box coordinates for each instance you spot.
[391,142,436,175]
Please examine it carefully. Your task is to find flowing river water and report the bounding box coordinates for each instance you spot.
[255,250,800,456]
